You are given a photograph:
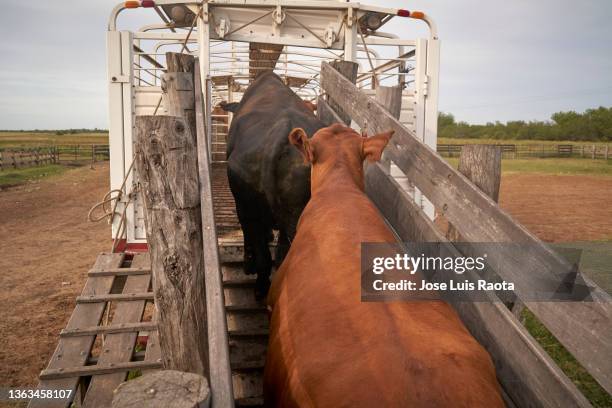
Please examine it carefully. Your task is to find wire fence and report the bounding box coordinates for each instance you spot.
[0,145,110,171]
[437,143,611,160]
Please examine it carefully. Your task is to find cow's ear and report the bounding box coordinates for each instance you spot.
[289,128,314,164]
[362,130,394,162]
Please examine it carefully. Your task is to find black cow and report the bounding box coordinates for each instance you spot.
[223,72,324,298]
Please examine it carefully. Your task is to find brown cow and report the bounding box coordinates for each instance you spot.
[264,124,504,407]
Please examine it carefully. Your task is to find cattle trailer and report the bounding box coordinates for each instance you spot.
[30,1,610,407]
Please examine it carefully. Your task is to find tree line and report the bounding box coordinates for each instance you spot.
[439,106,612,142]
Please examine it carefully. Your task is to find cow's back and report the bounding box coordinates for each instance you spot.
[226,72,324,233]
[265,188,504,407]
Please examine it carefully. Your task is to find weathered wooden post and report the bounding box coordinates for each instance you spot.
[326,60,358,125]
[134,53,211,378]
[112,370,210,408]
[135,115,209,376]
[446,145,502,238]
[375,86,402,173]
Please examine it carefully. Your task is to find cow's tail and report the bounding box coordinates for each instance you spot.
[219,101,240,113]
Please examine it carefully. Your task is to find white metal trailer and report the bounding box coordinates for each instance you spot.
[106,0,441,249]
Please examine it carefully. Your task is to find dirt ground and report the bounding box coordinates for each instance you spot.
[499,174,612,243]
[0,163,111,389]
[0,166,611,390]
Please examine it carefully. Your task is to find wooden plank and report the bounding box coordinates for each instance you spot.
[60,322,157,337]
[39,361,163,381]
[143,329,162,374]
[194,59,235,407]
[326,60,358,125]
[322,62,612,392]
[29,253,124,408]
[87,267,151,277]
[365,164,592,407]
[76,293,154,303]
[82,254,152,407]
[316,95,343,126]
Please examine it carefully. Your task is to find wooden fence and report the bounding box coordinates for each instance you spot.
[0,147,58,170]
[0,145,110,170]
[438,143,611,159]
[320,61,611,407]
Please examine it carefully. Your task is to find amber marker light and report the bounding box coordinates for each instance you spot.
[124,1,140,9]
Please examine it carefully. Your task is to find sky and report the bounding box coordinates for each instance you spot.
[0,0,610,129]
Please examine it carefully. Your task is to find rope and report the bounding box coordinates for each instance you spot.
[90,1,209,252]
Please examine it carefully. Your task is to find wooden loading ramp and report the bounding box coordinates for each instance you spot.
[29,252,161,408]
[29,164,268,408]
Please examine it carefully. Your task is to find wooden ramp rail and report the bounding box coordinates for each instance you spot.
[29,252,161,408]
[319,61,611,407]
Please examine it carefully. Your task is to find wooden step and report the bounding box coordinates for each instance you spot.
[224,278,257,287]
[235,397,264,407]
[229,337,267,368]
[232,372,264,402]
[226,310,269,332]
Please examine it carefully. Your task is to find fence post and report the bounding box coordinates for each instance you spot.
[606,145,609,160]
[91,144,95,169]
[581,145,584,158]
[326,60,359,125]
[135,52,209,377]
[446,144,502,238]
[592,144,596,159]
[375,85,402,172]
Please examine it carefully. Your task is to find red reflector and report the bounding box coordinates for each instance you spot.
[397,9,410,17]
[141,0,155,7]
[124,1,140,8]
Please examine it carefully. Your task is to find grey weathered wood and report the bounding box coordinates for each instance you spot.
[447,144,501,241]
[364,164,592,408]
[316,95,344,126]
[457,145,502,202]
[194,59,235,407]
[76,293,154,303]
[375,85,402,120]
[39,361,163,381]
[135,115,209,377]
[326,60,358,125]
[166,52,196,73]
[375,85,402,171]
[29,253,124,408]
[112,370,210,408]
[322,61,612,392]
[82,254,152,407]
[162,73,196,134]
[60,322,157,337]
[88,267,151,277]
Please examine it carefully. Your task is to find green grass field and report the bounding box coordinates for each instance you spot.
[0,131,108,148]
[522,308,611,407]
[0,164,67,188]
